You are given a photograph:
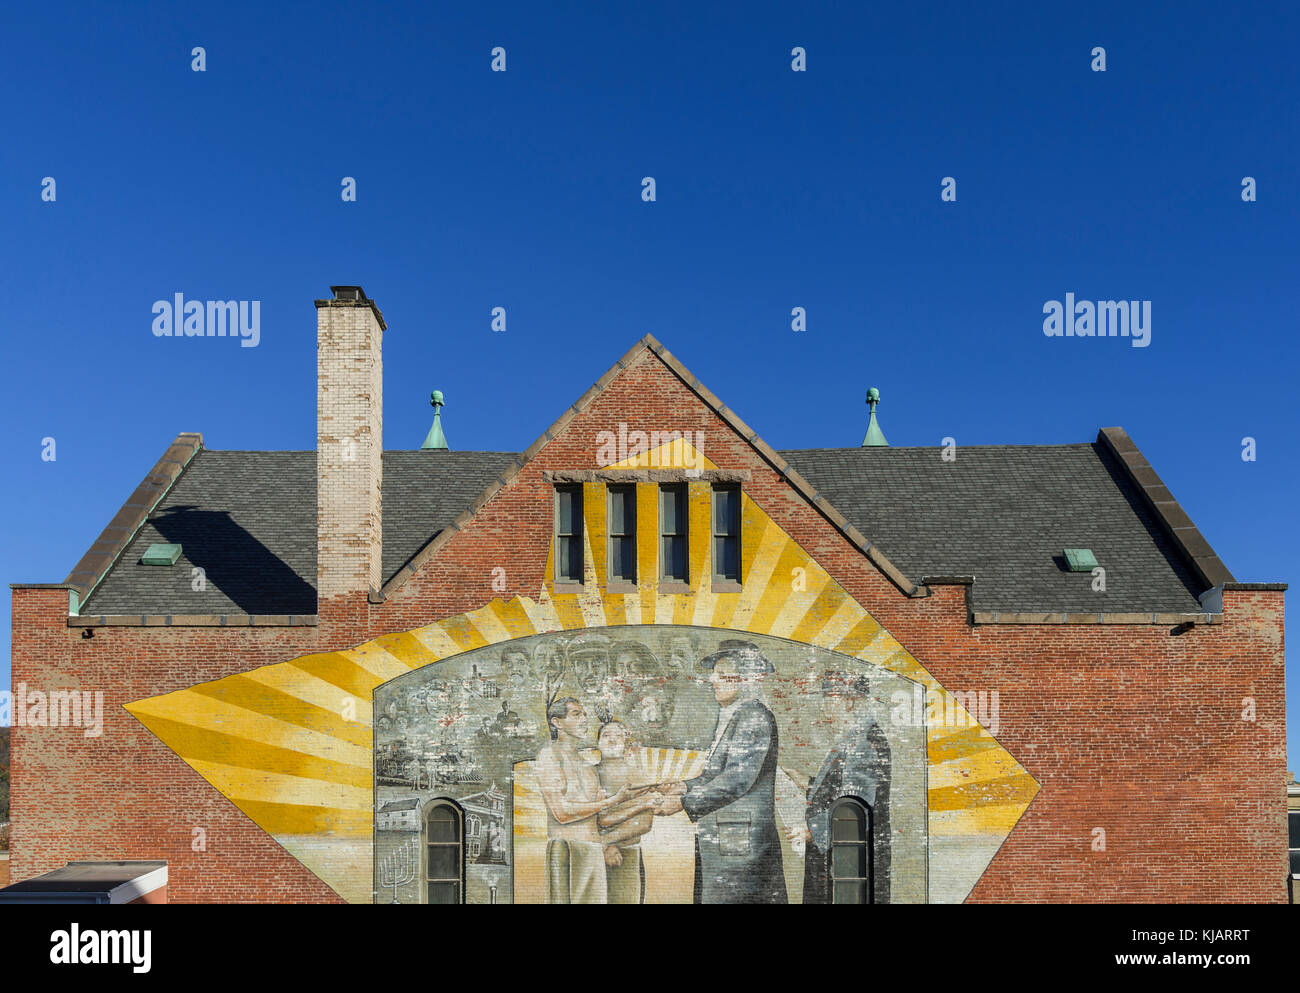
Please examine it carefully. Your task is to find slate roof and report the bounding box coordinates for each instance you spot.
[781,443,1208,614]
[79,441,1213,616]
[80,450,517,616]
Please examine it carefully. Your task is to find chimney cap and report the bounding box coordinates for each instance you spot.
[316,286,386,329]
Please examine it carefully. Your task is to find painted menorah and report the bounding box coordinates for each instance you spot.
[379,838,418,904]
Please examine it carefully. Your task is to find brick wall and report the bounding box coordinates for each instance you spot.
[10,344,1288,901]
[10,589,341,902]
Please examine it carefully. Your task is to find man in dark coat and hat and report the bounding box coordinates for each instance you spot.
[789,672,890,904]
[654,639,787,904]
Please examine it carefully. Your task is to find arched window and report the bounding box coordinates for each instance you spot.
[423,800,464,904]
[829,797,872,904]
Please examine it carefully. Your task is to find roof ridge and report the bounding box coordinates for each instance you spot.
[779,442,1098,452]
[198,449,523,455]
[374,338,659,600]
[378,334,927,602]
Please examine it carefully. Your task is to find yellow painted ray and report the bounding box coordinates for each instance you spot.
[339,645,411,685]
[407,622,466,660]
[241,664,374,726]
[928,748,1026,791]
[603,438,718,472]
[185,757,373,811]
[487,597,541,640]
[928,773,1039,813]
[128,691,371,768]
[930,803,1033,837]
[126,440,1040,903]
[463,602,514,645]
[288,651,386,699]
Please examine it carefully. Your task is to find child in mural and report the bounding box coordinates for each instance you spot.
[535,693,664,904]
[785,672,891,904]
[593,710,660,904]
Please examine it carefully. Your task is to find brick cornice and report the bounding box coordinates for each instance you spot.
[971,610,1221,626]
[66,614,318,627]
[542,468,751,483]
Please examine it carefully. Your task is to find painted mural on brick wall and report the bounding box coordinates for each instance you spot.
[129,440,1037,904]
[373,625,926,904]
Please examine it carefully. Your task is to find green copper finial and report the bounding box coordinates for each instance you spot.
[421,390,449,450]
[861,387,888,447]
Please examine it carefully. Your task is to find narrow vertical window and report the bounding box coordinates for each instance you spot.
[712,485,741,582]
[425,801,464,904]
[555,485,583,583]
[1290,811,1300,878]
[607,485,637,583]
[659,484,688,582]
[829,797,871,904]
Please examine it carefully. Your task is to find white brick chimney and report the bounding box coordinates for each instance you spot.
[315,285,385,601]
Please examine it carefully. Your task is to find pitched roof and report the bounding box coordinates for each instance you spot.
[78,439,1219,617]
[66,335,1229,620]
[79,450,516,616]
[781,442,1210,614]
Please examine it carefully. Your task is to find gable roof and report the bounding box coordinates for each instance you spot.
[782,443,1209,614]
[372,335,923,602]
[79,450,516,616]
[70,335,1231,619]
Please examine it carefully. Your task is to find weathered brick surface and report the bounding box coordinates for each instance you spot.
[10,588,341,902]
[10,344,1288,902]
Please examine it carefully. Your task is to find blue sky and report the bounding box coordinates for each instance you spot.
[2,2,1296,765]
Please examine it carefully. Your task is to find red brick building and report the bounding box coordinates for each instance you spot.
[8,286,1288,903]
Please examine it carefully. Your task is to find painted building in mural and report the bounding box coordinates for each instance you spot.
[7,286,1289,904]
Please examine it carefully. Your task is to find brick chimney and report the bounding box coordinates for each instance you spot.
[315,285,386,603]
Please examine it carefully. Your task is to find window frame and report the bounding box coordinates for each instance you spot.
[606,484,638,584]
[711,484,742,584]
[1289,810,1300,878]
[423,799,465,905]
[553,484,584,584]
[827,795,873,905]
[658,483,689,583]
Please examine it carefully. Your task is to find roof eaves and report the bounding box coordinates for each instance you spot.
[1096,427,1235,591]
[65,432,204,613]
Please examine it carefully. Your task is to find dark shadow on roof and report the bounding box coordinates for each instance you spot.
[149,506,317,615]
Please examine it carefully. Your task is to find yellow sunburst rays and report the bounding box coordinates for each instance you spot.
[629,745,705,785]
[127,435,1038,902]
[510,746,703,845]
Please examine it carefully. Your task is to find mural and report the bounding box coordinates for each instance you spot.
[126,437,1038,904]
[373,626,926,903]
